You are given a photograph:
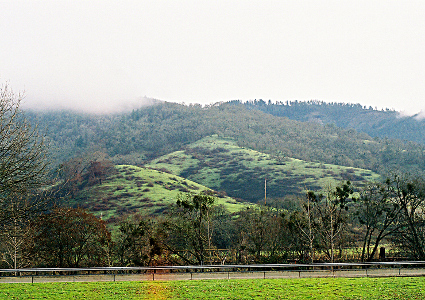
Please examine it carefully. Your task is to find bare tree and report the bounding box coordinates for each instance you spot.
[0,194,33,269]
[0,83,48,207]
[356,180,403,262]
[390,174,425,260]
[294,191,317,263]
[311,181,354,263]
[0,83,49,268]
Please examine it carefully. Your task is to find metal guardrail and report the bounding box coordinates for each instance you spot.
[1,261,425,283]
[2,261,425,273]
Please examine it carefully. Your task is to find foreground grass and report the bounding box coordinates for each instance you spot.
[2,277,425,299]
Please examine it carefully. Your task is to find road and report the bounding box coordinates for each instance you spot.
[1,267,425,283]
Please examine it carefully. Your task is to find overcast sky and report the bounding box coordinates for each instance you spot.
[1,1,425,114]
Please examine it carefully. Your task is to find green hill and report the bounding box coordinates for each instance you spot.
[64,136,380,221]
[146,136,380,203]
[68,164,248,223]
[27,101,425,176]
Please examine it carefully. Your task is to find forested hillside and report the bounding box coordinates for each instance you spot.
[241,99,425,145]
[26,101,425,176]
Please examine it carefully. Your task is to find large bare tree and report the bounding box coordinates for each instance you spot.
[0,83,48,199]
[0,83,49,268]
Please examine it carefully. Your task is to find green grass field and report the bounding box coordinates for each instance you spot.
[2,277,424,299]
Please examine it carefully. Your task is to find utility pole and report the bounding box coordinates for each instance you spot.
[264,178,267,205]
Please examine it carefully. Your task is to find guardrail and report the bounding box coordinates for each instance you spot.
[1,261,425,283]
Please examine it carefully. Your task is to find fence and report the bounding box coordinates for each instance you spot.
[1,261,425,283]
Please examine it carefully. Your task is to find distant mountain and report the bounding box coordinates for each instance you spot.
[239,99,425,145]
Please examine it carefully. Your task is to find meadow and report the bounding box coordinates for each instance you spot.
[1,277,424,299]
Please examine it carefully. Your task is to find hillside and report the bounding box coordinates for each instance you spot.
[241,99,425,145]
[68,164,248,223]
[26,102,425,177]
[146,136,380,203]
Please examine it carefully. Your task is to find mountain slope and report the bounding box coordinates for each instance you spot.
[69,164,248,223]
[27,101,425,176]
[241,99,425,145]
[146,136,380,203]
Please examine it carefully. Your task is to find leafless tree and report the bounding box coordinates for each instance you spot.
[312,182,354,263]
[0,82,49,268]
[0,83,48,204]
[356,180,403,262]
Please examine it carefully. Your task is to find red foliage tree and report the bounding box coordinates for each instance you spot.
[29,207,112,267]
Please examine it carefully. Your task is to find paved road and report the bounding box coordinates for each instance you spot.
[1,268,425,283]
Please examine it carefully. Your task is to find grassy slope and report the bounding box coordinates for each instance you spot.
[2,277,425,299]
[73,164,248,223]
[70,135,380,221]
[147,135,380,203]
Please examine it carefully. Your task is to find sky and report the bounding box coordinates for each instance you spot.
[1,1,425,114]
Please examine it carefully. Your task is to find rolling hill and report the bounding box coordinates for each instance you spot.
[146,135,379,203]
[25,100,425,221]
[67,164,248,223]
